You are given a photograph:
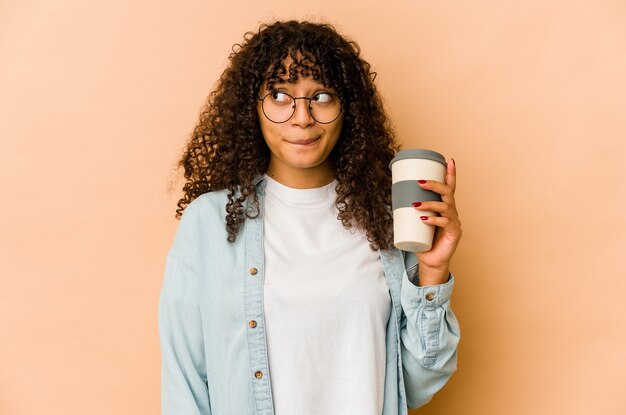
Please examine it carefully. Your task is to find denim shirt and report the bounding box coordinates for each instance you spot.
[158,175,460,415]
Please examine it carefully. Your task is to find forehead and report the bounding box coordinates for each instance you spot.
[262,52,334,91]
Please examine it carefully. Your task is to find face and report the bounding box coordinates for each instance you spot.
[257,75,344,186]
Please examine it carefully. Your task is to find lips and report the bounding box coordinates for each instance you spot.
[289,137,320,145]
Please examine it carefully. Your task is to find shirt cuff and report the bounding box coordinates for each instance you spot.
[401,269,455,308]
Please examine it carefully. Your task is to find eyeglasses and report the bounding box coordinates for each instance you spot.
[257,91,343,124]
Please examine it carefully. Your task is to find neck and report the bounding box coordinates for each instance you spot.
[265,161,336,189]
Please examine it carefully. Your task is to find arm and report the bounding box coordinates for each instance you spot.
[400,158,462,407]
[158,252,212,414]
[399,259,460,409]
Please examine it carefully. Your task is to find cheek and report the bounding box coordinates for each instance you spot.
[329,119,344,141]
[258,118,283,146]
[256,107,267,130]
[256,108,272,137]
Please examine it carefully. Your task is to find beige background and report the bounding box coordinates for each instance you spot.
[1,0,625,414]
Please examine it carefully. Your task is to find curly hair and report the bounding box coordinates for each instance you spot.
[175,20,400,251]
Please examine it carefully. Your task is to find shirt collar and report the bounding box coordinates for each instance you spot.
[253,173,266,195]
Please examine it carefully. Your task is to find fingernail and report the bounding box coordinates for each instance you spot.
[452,158,456,167]
[420,216,428,220]
[412,202,422,207]
[418,180,427,184]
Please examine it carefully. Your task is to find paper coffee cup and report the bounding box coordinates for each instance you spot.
[389,149,447,252]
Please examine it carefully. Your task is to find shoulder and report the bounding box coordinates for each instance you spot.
[182,189,230,220]
[170,190,231,261]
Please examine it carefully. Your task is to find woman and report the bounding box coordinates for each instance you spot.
[159,20,462,415]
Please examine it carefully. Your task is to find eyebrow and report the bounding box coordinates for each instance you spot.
[266,81,333,94]
[267,80,289,89]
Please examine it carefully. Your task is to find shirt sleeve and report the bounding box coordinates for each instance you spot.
[158,252,212,414]
[399,260,460,409]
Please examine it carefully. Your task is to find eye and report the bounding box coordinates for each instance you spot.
[270,91,292,104]
[312,92,333,103]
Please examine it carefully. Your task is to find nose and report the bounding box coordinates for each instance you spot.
[290,98,315,127]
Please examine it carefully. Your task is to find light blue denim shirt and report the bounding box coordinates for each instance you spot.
[158,175,460,415]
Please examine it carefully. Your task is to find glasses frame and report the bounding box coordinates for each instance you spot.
[257,91,343,124]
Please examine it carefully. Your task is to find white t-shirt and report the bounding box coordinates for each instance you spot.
[262,173,392,415]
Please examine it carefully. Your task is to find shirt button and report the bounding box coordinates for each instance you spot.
[249,267,258,275]
[425,292,435,301]
[249,320,257,328]
[254,371,263,379]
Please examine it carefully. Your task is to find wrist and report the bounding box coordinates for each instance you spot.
[417,263,450,286]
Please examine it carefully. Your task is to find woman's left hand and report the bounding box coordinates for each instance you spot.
[412,158,462,285]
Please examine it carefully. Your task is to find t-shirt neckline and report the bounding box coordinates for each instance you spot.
[263,173,338,205]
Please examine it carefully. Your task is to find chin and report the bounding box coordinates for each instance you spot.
[284,156,327,169]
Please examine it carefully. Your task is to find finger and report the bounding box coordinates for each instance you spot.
[412,200,458,220]
[418,179,452,197]
[446,158,456,193]
[419,215,463,237]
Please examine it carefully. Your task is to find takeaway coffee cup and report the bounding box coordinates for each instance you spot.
[389,149,447,252]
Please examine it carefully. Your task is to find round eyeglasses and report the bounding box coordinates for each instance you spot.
[257,91,343,124]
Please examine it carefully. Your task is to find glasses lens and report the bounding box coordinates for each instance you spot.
[261,92,342,124]
[309,92,341,124]
[262,92,294,123]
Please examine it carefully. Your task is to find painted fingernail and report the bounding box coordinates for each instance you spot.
[412,202,422,207]
[420,216,428,220]
[418,180,427,184]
